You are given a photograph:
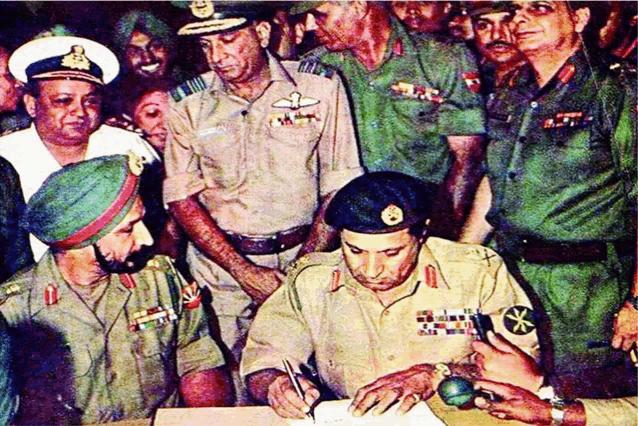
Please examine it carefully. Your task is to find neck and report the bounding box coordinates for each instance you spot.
[494,59,527,86]
[527,40,581,88]
[226,59,272,102]
[40,136,89,166]
[351,5,392,71]
[54,247,108,286]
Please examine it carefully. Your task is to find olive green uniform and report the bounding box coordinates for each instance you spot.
[241,238,538,397]
[486,50,636,386]
[300,17,486,182]
[0,253,224,424]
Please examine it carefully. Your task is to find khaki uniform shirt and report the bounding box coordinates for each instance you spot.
[164,52,363,235]
[241,238,538,397]
[0,253,224,424]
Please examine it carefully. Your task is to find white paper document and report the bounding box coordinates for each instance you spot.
[289,399,447,426]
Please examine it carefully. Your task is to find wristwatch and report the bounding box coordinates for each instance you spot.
[550,398,567,426]
[536,384,556,401]
[626,294,638,310]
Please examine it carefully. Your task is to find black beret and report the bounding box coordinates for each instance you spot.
[326,172,434,234]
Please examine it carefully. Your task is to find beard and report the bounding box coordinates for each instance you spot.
[92,243,154,274]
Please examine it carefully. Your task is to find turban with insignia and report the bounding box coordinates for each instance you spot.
[25,154,143,250]
[326,172,434,234]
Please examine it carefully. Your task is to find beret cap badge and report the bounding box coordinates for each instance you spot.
[381,204,403,226]
[190,0,215,19]
[61,45,90,71]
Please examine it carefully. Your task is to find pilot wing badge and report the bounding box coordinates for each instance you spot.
[272,92,320,110]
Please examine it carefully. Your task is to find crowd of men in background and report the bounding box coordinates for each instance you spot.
[0,1,635,424]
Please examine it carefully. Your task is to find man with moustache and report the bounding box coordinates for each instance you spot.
[165,0,362,388]
[0,154,232,424]
[468,1,527,94]
[483,0,636,397]
[0,35,160,260]
[242,172,538,419]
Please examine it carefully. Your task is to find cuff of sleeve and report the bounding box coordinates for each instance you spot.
[320,167,365,197]
[438,108,486,135]
[177,336,225,377]
[163,173,206,204]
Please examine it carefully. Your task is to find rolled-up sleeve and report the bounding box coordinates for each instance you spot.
[580,396,638,426]
[164,100,208,204]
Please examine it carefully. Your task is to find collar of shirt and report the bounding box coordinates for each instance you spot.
[209,50,296,95]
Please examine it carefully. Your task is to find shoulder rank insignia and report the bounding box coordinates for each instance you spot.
[182,282,202,310]
[462,71,481,93]
[44,283,59,306]
[298,60,335,79]
[272,92,320,110]
[170,75,207,103]
[503,306,535,335]
[330,269,342,292]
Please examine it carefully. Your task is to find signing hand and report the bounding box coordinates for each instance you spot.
[612,302,638,352]
[239,264,285,305]
[474,380,553,424]
[349,364,436,417]
[267,372,320,419]
[472,331,544,393]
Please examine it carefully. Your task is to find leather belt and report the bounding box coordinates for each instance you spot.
[225,225,310,256]
[496,234,633,264]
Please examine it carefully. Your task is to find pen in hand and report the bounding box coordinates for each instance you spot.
[283,358,316,422]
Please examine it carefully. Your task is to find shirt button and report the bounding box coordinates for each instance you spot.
[369,81,375,87]
[508,171,517,179]
[106,370,116,383]
[530,101,538,108]
[383,310,390,317]
[388,355,395,361]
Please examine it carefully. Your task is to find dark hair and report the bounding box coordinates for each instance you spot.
[567,1,610,51]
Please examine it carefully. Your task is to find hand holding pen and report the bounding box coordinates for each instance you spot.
[266,358,321,419]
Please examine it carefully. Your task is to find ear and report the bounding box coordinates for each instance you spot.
[573,7,590,34]
[24,93,36,118]
[255,21,272,48]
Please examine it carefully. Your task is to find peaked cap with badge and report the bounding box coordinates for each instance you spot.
[174,0,275,36]
[325,171,435,234]
[25,153,144,250]
[9,35,119,86]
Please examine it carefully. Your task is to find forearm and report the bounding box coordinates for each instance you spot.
[168,196,251,279]
[458,175,494,244]
[179,367,234,407]
[246,368,286,404]
[295,192,339,259]
[442,135,486,238]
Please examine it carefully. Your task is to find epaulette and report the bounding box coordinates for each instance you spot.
[298,59,335,79]
[0,279,30,305]
[170,75,207,103]
[286,252,341,311]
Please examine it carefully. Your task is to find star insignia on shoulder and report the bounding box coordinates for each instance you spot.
[272,92,320,110]
[503,306,535,335]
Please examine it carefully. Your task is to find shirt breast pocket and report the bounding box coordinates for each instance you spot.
[391,98,440,134]
[195,131,245,189]
[132,332,176,400]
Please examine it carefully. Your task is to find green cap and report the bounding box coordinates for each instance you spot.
[288,1,326,16]
[25,153,143,250]
[325,172,434,234]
